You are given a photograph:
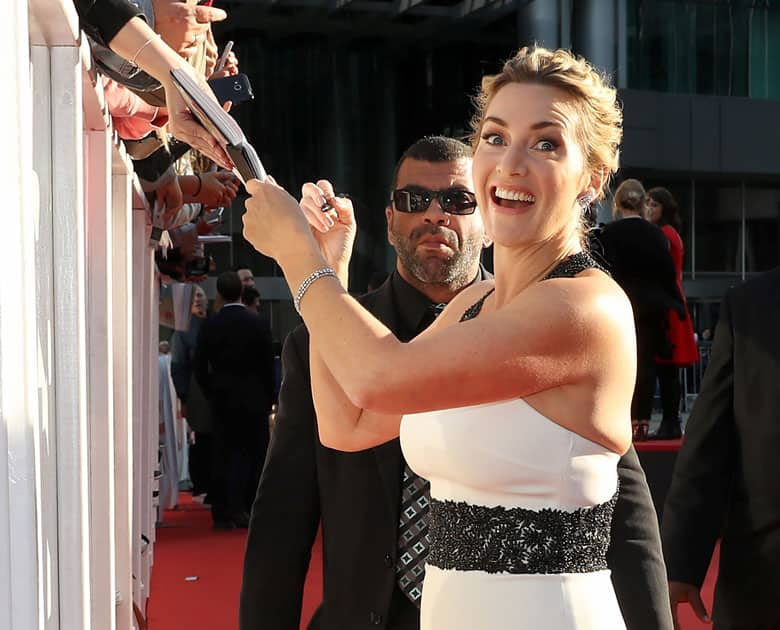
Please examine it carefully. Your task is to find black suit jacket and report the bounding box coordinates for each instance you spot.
[240,275,673,630]
[594,217,683,321]
[661,268,780,628]
[194,304,275,437]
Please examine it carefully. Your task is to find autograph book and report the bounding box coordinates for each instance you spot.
[169,68,266,184]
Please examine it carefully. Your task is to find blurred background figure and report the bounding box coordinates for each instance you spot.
[171,284,213,500]
[662,267,780,630]
[194,272,276,530]
[644,188,699,439]
[241,286,261,314]
[595,179,683,441]
[238,267,256,288]
[158,335,180,515]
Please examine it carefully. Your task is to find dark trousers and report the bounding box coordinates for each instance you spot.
[211,423,269,522]
[633,316,660,420]
[188,431,213,497]
[656,363,681,424]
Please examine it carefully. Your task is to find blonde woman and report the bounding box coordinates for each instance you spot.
[242,47,640,628]
[596,179,683,441]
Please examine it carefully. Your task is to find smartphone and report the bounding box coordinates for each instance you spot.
[203,207,224,225]
[207,73,254,106]
[214,40,234,74]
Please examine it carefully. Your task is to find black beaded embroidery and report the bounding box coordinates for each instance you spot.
[459,252,603,323]
[541,251,604,281]
[427,490,618,574]
[459,289,494,322]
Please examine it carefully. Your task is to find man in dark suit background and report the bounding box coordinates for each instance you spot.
[661,268,780,629]
[195,270,275,529]
[239,137,673,630]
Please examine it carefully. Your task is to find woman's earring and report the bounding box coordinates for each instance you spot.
[577,191,595,210]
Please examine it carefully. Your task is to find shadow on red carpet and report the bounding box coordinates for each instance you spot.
[146,492,322,629]
[148,492,717,629]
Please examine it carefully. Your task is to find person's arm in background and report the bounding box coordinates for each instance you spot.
[193,317,213,400]
[179,171,239,207]
[240,327,321,629]
[661,291,735,629]
[169,330,191,405]
[609,448,674,630]
[257,315,277,408]
[652,234,685,318]
[73,0,232,168]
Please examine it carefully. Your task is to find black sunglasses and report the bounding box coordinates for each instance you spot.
[391,187,478,215]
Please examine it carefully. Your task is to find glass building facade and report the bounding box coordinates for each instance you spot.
[627,0,780,99]
[208,0,780,344]
[617,1,780,312]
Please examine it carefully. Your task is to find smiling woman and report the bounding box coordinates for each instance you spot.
[240,46,658,630]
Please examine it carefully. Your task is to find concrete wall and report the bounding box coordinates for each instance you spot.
[620,89,780,176]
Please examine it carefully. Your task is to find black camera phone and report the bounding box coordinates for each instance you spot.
[207,74,254,106]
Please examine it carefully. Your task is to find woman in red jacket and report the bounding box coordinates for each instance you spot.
[644,188,699,439]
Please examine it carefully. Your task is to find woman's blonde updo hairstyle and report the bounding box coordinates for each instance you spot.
[612,178,645,219]
[470,46,622,199]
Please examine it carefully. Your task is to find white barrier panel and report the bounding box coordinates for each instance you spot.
[86,125,116,630]
[112,164,135,630]
[1,1,44,629]
[4,1,158,628]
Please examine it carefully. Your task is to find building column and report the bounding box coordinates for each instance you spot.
[573,0,618,76]
[516,0,562,49]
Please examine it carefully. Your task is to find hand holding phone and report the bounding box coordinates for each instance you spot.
[207,74,254,106]
[214,40,234,74]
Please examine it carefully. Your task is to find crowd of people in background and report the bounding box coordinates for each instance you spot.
[75,0,243,282]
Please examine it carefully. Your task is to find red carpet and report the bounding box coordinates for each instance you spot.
[635,437,684,452]
[146,493,322,629]
[148,493,716,629]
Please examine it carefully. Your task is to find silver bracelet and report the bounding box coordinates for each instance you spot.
[294,267,337,314]
[129,34,159,67]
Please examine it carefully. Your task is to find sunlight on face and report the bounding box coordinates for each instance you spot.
[472,82,592,249]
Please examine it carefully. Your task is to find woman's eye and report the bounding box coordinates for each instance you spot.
[533,139,557,151]
[481,133,505,146]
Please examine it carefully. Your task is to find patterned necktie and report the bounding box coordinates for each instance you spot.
[396,302,444,607]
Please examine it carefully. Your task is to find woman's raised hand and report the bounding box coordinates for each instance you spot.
[299,180,357,278]
[243,177,319,265]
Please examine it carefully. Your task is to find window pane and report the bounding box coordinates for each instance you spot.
[693,182,743,273]
[744,186,780,272]
[626,0,771,98]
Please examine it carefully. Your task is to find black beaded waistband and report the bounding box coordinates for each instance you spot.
[426,490,618,575]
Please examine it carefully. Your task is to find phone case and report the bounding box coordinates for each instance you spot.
[207,74,254,106]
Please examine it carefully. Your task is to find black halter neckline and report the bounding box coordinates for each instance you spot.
[459,251,601,322]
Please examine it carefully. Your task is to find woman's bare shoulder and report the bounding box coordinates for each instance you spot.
[515,269,634,339]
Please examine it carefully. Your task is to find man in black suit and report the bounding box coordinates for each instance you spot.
[661,268,780,630]
[194,270,275,529]
[239,137,672,630]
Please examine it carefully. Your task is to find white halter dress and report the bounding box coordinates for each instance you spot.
[400,253,626,629]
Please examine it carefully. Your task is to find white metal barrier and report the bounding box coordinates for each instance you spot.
[1,2,160,628]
